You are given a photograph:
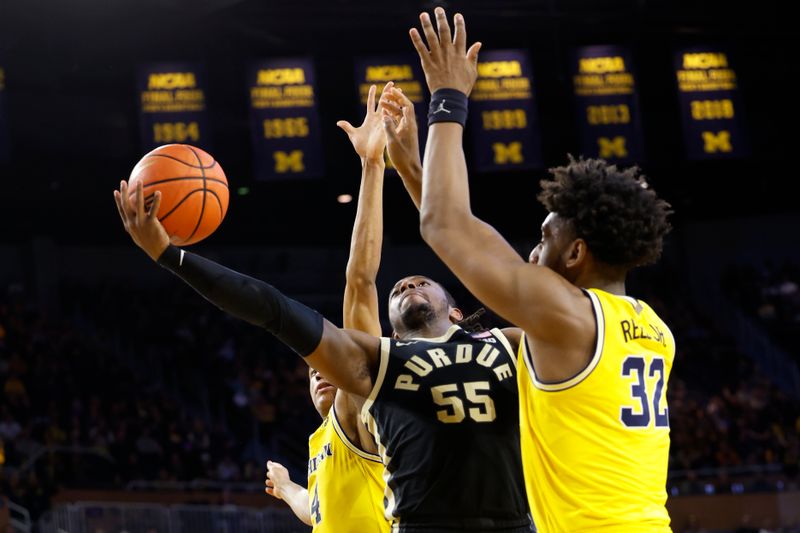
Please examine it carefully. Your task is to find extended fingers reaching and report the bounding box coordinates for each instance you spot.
[434,7,452,47]
[366,84,377,115]
[453,12,466,53]
[419,12,440,55]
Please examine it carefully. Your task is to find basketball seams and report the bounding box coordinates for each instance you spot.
[185,146,207,243]
[146,152,218,169]
[141,176,228,189]
[132,145,228,246]
[157,189,204,224]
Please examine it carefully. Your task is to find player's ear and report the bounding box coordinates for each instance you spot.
[391,330,400,339]
[564,238,587,269]
[449,307,464,323]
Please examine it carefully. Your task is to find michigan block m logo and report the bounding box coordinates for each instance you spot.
[274,150,305,173]
[702,131,732,153]
[598,136,628,158]
[492,142,524,165]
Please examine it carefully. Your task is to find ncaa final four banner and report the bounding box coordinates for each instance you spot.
[248,57,324,180]
[674,47,749,160]
[137,62,212,153]
[468,49,542,172]
[0,65,9,162]
[353,56,428,170]
[571,45,644,164]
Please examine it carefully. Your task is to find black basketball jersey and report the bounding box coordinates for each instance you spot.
[361,324,530,532]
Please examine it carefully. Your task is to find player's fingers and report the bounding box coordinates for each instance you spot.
[336,120,356,136]
[378,81,394,111]
[402,102,415,125]
[366,84,377,114]
[434,7,452,46]
[419,12,440,55]
[135,180,145,220]
[120,180,136,219]
[114,191,127,224]
[394,87,415,109]
[453,13,467,53]
[147,190,162,220]
[380,98,402,118]
[467,42,482,66]
[382,106,400,128]
[409,28,430,65]
[383,114,400,137]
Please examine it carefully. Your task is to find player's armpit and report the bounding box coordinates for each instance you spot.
[306,322,380,399]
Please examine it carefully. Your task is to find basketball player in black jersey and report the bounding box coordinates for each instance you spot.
[113,137,530,531]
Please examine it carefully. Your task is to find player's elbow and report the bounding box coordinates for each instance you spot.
[344,271,377,293]
[344,260,378,289]
[420,207,460,249]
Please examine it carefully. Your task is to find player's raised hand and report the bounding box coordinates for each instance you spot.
[380,87,421,179]
[114,179,170,261]
[410,8,481,96]
[337,82,390,164]
[265,460,291,500]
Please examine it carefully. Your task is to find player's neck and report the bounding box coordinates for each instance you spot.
[578,273,626,295]
[397,319,454,340]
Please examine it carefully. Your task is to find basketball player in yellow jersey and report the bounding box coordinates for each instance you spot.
[264,84,390,533]
[405,9,675,531]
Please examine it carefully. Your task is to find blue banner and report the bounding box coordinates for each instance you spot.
[674,47,749,159]
[468,49,543,172]
[248,57,324,180]
[353,55,428,170]
[0,65,9,163]
[137,62,211,152]
[571,45,644,164]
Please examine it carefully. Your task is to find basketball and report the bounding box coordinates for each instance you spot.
[128,144,229,246]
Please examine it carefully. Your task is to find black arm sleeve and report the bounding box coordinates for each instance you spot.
[157,245,323,357]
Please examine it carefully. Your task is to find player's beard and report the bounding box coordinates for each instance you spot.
[400,301,437,332]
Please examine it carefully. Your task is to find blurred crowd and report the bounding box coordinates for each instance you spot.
[723,261,800,356]
[1,259,799,520]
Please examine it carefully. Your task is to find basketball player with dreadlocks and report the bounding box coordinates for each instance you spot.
[114,94,530,531]
[407,8,675,531]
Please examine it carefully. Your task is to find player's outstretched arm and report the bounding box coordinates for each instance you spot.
[113,180,379,398]
[380,86,423,209]
[265,461,312,526]
[337,83,387,337]
[410,8,587,340]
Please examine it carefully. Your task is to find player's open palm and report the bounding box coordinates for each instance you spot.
[265,460,291,500]
[114,179,170,261]
[410,8,481,96]
[380,87,420,178]
[337,82,390,163]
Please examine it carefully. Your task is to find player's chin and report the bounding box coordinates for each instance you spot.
[400,302,434,327]
[315,387,336,409]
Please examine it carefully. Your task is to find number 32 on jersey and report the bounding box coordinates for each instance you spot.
[620,355,669,428]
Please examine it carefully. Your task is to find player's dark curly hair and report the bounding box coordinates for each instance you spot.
[537,156,673,269]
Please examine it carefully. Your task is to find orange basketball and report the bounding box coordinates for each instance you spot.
[128,144,229,246]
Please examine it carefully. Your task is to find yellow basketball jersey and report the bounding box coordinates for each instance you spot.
[307,405,389,533]
[518,288,674,532]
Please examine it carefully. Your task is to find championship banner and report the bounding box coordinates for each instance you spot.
[0,65,9,162]
[468,49,542,172]
[674,47,749,159]
[353,56,428,170]
[248,57,324,180]
[571,45,644,164]
[137,62,211,152]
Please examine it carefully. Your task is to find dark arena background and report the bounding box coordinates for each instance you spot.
[0,0,798,531]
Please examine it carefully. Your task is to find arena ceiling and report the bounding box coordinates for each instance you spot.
[0,0,793,246]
